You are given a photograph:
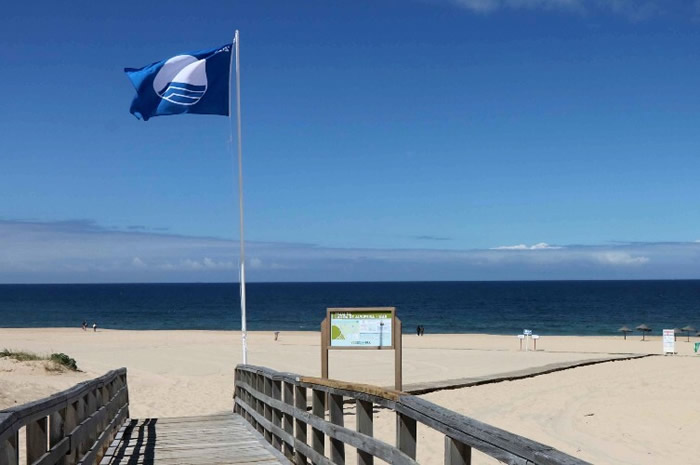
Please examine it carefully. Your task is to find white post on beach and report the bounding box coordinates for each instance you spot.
[524,329,532,352]
[231,30,248,365]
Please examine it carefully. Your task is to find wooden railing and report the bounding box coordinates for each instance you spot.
[234,365,590,465]
[0,368,129,465]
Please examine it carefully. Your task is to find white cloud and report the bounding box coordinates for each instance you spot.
[594,252,650,265]
[2,219,700,283]
[491,242,562,250]
[452,0,582,13]
[177,258,235,271]
[447,0,677,20]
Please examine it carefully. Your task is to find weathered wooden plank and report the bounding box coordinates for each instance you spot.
[103,413,285,465]
[236,364,299,384]
[236,364,593,465]
[0,368,127,441]
[255,372,265,436]
[239,380,414,464]
[271,379,283,451]
[394,398,529,465]
[0,413,17,445]
[264,375,274,444]
[396,412,417,459]
[445,435,472,465]
[329,393,345,465]
[65,400,79,465]
[394,317,403,391]
[237,400,333,465]
[299,377,401,402]
[70,405,108,451]
[76,403,128,465]
[0,431,18,465]
[282,381,295,460]
[293,384,308,465]
[49,407,67,465]
[26,415,48,463]
[33,437,70,465]
[311,388,325,457]
[236,397,417,465]
[356,399,374,465]
[398,396,590,465]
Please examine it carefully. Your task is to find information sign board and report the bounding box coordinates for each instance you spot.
[662,329,675,354]
[329,309,393,348]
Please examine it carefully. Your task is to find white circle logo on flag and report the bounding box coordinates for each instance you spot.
[153,55,208,106]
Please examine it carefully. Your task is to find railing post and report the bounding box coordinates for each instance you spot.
[0,431,19,465]
[244,371,254,427]
[263,376,274,444]
[445,436,472,465]
[329,393,345,465]
[356,399,374,465]
[311,388,325,457]
[50,406,67,465]
[120,373,130,418]
[26,415,48,463]
[233,369,241,415]
[396,412,417,459]
[282,381,295,460]
[76,395,88,458]
[272,379,283,451]
[245,371,255,427]
[99,384,111,459]
[65,400,79,465]
[255,373,265,435]
[87,390,98,446]
[294,385,308,465]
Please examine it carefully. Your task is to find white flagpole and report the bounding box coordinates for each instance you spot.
[231,30,248,364]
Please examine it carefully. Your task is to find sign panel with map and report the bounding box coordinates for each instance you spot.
[329,310,393,348]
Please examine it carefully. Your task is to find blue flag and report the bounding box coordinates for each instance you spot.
[125,43,232,121]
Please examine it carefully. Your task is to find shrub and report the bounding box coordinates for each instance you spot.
[49,353,78,371]
[0,349,79,371]
[0,349,44,362]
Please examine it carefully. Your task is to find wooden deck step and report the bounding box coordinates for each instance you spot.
[100,413,288,465]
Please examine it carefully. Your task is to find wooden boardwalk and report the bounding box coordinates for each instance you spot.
[100,413,287,465]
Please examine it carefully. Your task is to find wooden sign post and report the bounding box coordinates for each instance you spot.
[321,307,402,391]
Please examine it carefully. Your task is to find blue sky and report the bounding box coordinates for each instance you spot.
[2,0,700,283]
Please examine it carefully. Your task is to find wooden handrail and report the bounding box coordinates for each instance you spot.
[234,364,590,465]
[0,368,129,465]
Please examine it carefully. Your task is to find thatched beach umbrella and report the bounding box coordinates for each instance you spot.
[682,325,696,342]
[618,326,633,340]
[636,324,652,341]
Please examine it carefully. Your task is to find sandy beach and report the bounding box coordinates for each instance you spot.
[2,328,699,463]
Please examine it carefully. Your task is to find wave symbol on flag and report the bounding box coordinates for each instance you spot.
[153,55,208,106]
[159,82,206,105]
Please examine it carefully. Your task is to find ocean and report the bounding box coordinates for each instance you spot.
[0,281,698,335]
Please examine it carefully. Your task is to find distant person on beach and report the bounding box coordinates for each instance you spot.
[420,325,425,336]
[81,320,87,331]
[274,331,280,341]
[416,325,421,336]
[92,322,97,332]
